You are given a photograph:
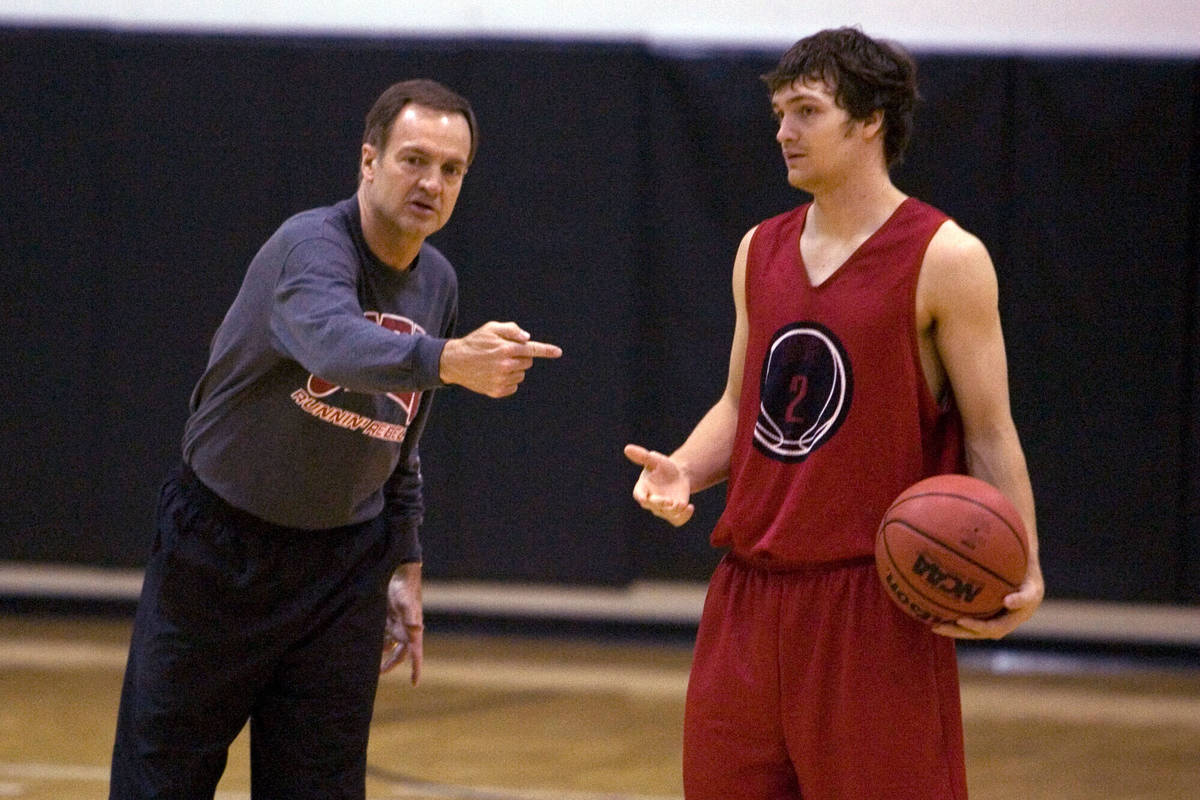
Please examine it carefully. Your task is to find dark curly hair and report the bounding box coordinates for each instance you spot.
[761,27,919,168]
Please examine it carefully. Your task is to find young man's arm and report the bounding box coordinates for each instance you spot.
[918,221,1044,639]
[625,226,756,526]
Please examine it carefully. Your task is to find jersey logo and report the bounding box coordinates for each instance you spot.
[306,312,424,426]
[754,321,853,462]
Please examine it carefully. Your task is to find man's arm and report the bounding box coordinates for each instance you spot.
[625,226,756,525]
[271,238,451,392]
[918,221,1043,639]
[273,240,559,399]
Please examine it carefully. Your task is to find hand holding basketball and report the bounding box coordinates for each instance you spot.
[624,444,695,526]
[875,473,1038,637]
[938,564,1044,640]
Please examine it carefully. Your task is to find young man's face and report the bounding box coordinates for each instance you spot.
[359,103,472,243]
[771,77,878,192]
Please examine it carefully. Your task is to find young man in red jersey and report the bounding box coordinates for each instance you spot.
[626,27,1042,799]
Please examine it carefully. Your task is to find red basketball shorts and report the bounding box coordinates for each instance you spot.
[682,553,967,800]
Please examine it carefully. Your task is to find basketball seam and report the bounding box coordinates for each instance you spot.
[888,490,1028,559]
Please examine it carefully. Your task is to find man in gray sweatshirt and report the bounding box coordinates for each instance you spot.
[109,79,561,800]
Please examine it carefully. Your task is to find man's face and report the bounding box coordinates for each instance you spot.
[771,78,871,192]
[359,103,472,241]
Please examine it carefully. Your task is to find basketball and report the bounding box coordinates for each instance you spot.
[875,474,1028,626]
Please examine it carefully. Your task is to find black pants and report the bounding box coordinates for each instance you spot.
[109,464,402,800]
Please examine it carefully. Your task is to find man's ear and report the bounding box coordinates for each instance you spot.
[360,143,378,182]
[861,109,885,142]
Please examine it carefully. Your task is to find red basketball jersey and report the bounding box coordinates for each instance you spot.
[711,198,966,566]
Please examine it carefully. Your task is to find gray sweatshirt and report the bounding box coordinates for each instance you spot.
[182,196,457,561]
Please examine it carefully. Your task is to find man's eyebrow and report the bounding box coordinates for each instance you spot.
[780,90,825,106]
[396,144,466,163]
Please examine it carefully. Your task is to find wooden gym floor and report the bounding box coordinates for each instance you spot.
[2,615,1200,799]
[1,570,1199,799]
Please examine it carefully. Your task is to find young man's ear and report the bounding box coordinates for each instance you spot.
[861,109,885,141]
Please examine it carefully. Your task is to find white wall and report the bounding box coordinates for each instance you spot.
[3,0,1199,55]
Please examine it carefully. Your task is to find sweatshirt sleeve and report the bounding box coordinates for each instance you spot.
[382,290,457,563]
[268,236,447,392]
[383,440,425,564]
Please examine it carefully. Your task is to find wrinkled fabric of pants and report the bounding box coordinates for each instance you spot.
[683,553,967,800]
[109,463,403,800]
